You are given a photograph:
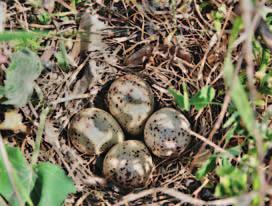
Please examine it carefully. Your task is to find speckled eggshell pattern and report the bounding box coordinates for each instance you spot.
[68,108,124,155]
[144,108,191,158]
[107,75,154,136]
[103,140,154,188]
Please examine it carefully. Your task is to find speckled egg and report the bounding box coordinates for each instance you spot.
[107,75,154,136]
[144,108,191,158]
[103,140,154,188]
[68,108,124,155]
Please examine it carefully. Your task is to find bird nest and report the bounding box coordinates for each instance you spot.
[1,0,240,205]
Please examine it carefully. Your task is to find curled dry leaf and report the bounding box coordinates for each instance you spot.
[125,45,153,67]
[0,110,27,133]
[44,119,60,148]
[43,0,55,13]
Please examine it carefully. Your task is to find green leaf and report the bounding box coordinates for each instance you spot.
[195,155,216,179]
[216,157,235,176]
[3,48,44,107]
[37,12,51,25]
[224,126,237,143]
[0,146,36,206]
[215,166,248,197]
[224,18,255,135]
[223,111,239,128]
[226,146,241,156]
[0,31,47,42]
[190,86,216,110]
[169,88,189,111]
[32,163,76,206]
[55,41,70,72]
[228,17,243,48]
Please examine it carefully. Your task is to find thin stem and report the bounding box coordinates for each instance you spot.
[31,107,50,165]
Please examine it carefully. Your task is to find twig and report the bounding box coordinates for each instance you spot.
[50,93,93,105]
[0,196,8,206]
[31,107,50,165]
[0,134,25,206]
[186,128,235,159]
[114,188,205,206]
[114,187,272,206]
[191,92,231,169]
[240,0,267,205]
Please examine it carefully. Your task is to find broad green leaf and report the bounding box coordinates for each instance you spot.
[190,86,215,110]
[0,31,47,42]
[3,48,43,107]
[168,88,189,111]
[0,146,36,206]
[195,155,216,179]
[32,163,76,206]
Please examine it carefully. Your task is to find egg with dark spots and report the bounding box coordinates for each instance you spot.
[68,108,124,155]
[103,140,154,188]
[144,108,191,158]
[107,75,154,136]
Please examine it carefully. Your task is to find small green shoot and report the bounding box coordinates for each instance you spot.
[37,12,52,25]
[211,4,226,32]
[169,86,216,111]
[190,86,216,110]
[55,41,70,72]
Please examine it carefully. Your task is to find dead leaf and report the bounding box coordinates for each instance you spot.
[0,110,27,133]
[43,0,55,13]
[44,119,60,148]
[72,65,93,95]
[80,14,107,52]
[125,45,153,67]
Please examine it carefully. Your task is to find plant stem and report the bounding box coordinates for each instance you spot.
[31,107,50,165]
